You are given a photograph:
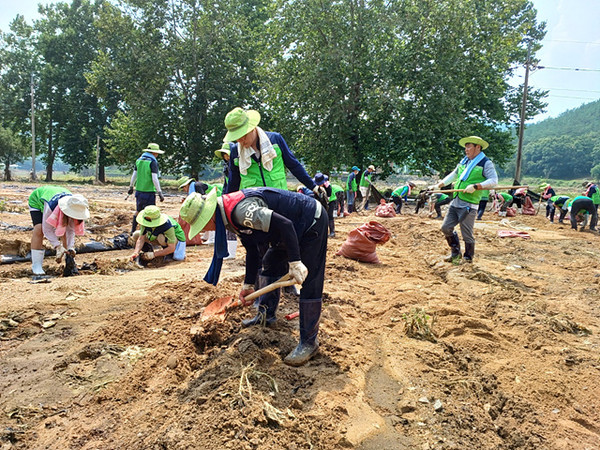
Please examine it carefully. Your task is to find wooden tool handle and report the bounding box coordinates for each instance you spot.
[226,274,296,310]
[429,185,529,194]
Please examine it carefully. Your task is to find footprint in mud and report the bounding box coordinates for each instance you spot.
[358,364,414,450]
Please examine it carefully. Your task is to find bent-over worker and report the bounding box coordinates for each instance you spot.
[180,187,328,367]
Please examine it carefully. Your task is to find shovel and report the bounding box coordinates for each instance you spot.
[199,274,297,323]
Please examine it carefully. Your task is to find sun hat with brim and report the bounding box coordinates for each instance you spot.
[314,172,326,185]
[214,142,231,159]
[223,107,261,142]
[137,205,168,228]
[58,194,90,220]
[351,166,360,171]
[144,142,165,154]
[458,136,489,150]
[180,188,218,239]
[368,165,375,171]
[177,176,194,189]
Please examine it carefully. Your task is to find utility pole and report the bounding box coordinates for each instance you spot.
[30,74,37,181]
[95,135,100,184]
[514,43,531,184]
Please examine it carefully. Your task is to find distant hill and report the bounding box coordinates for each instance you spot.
[519,99,600,179]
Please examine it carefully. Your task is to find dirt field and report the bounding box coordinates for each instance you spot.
[1,182,599,450]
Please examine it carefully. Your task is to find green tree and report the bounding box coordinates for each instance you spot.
[0,126,28,181]
[91,0,265,178]
[261,0,546,177]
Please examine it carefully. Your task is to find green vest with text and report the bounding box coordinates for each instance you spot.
[234,144,287,190]
[454,159,488,204]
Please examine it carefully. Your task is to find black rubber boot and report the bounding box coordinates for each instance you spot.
[328,219,335,238]
[443,232,462,262]
[242,276,280,327]
[284,300,321,366]
[463,242,475,262]
[130,213,138,235]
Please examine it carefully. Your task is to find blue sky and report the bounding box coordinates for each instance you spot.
[1,0,599,124]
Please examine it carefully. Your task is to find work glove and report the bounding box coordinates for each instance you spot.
[239,284,255,306]
[288,260,308,285]
[140,251,155,261]
[127,186,134,195]
[158,191,165,202]
[428,182,444,191]
[312,185,329,209]
[55,245,66,263]
[463,184,477,194]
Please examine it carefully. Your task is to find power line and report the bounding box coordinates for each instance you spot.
[537,65,600,72]
[545,39,600,45]
[540,87,600,94]
[546,94,600,100]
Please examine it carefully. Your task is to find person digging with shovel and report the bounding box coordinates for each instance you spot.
[180,186,328,367]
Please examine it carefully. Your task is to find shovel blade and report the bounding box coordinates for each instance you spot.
[201,296,234,322]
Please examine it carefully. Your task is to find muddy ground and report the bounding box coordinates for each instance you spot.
[1,182,599,450]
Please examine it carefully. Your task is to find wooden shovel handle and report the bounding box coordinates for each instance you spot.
[226,274,297,310]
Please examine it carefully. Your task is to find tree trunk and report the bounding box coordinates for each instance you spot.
[45,120,54,182]
[4,161,11,181]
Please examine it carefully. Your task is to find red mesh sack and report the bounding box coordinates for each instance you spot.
[375,201,396,218]
[177,216,205,246]
[336,221,391,263]
[506,206,516,217]
[522,196,536,215]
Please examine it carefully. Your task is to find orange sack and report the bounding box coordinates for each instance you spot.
[336,221,391,263]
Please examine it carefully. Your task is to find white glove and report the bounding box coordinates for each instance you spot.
[288,260,308,285]
[463,184,477,194]
[428,182,443,191]
[140,251,155,261]
[55,245,66,263]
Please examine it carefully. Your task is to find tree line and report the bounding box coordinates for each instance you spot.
[0,0,547,182]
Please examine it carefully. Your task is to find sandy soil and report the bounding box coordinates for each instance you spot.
[1,182,599,450]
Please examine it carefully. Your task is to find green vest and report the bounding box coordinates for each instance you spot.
[500,192,513,202]
[142,216,185,243]
[437,193,449,203]
[566,196,590,211]
[588,187,600,205]
[392,186,408,197]
[28,185,71,210]
[135,157,156,192]
[234,144,287,190]
[329,184,344,201]
[359,171,372,187]
[454,161,487,204]
[347,172,358,192]
[206,183,223,197]
[550,196,569,207]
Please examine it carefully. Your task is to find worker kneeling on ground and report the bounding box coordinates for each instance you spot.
[180,186,328,367]
[130,205,186,265]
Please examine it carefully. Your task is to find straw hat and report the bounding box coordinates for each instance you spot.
[58,194,90,220]
[136,205,168,228]
[215,142,231,159]
[179,188,218,239]
[177,176,194,189]
[458,136,489,150]
[223,107,261,142]
[144,143,165,154]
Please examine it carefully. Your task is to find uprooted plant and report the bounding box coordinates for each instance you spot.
[402,307,437,342]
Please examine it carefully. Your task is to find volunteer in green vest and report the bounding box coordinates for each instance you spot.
[391,182,416,214]
[584,182,600,214]
[314,173,337,238]
[130,205,187,265]
[429,193,452,219]
[221,107,320,199]
[330,182,346,223]
[128,143,166,235]
[429,136,498,262]
[346,166,360,213]
[28,186,90,275]
[566,196,597,232]
[359,165,375,210]
[551,195,570,223]
[496,192,513,217]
